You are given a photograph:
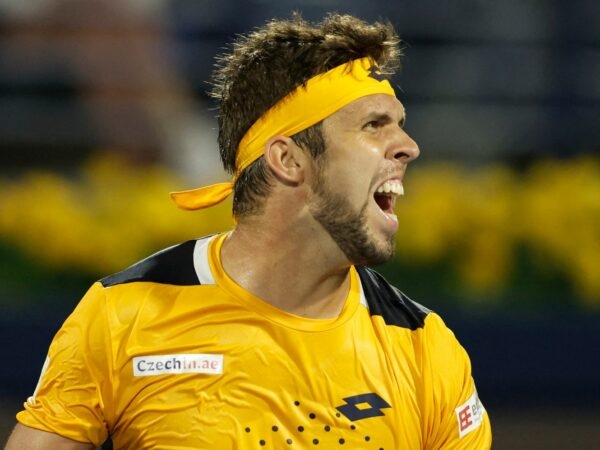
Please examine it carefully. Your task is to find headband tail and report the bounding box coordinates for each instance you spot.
[170,182,234,210]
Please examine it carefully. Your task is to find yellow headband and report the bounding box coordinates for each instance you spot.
[170,57,396,211]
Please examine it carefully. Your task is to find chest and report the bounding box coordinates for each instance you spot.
[108,307,423,448]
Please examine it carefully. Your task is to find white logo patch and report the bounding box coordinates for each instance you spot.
[133,354,223,377]
[455,390,485,438]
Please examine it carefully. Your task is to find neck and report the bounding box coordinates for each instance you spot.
[220,215,352,319]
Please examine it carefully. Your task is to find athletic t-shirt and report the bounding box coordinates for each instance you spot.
[17,233,491,449]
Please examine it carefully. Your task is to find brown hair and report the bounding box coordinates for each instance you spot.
[209,12,402,218]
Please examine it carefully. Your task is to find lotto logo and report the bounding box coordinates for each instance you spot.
[336,393,391,421]
[455,390,485,438]
[367,65,388,82]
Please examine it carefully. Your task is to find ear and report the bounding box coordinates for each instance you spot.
[263,135,307,185]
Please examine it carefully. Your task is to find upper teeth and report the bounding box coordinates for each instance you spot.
[376,180,404,196]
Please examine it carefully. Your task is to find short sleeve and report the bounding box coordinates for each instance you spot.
[16,282,114,446]
[420,313,492,449]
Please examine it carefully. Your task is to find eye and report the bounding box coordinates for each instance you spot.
[363,120,381,130]
[362,113,394,131]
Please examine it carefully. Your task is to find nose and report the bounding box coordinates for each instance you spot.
[387,128,420,163]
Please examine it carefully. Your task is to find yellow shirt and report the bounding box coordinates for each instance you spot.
[17,233,491,449]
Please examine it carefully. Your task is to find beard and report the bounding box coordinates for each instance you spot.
[308,170,395,267]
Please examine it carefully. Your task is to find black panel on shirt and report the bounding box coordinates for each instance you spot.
[357,266,429,330]
[100,240,200,287]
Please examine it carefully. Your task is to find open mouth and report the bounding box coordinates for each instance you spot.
[374,180,404,214]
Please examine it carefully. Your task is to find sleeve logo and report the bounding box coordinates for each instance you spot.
[455,390,486,438]
[133,354,223,376]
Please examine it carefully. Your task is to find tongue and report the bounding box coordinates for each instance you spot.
[374,193,392,212]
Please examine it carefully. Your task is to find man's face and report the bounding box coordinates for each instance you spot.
[307,94,420,266]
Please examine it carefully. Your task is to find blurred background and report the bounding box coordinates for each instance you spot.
[1,0,599,448]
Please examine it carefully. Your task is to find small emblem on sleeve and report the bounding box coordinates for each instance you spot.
[455,390,485,438]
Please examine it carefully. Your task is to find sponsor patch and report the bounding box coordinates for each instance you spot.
[133,353,223,377]
[455,390,485,438]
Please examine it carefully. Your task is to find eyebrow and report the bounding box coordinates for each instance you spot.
[363,111,406,128]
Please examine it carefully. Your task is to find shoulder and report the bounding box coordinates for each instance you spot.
[356,266,430,330]
[100,236,215,287]
[356,265,471,365]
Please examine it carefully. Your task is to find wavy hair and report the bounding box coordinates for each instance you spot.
[210,13,402,217]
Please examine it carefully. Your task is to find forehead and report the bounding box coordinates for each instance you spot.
[326,94,405,123]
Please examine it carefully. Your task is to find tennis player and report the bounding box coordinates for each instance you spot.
[5,13,491,449]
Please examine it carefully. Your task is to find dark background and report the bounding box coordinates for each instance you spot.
[1,1,600,448]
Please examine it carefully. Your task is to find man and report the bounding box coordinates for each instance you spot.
[5,13,492,449]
